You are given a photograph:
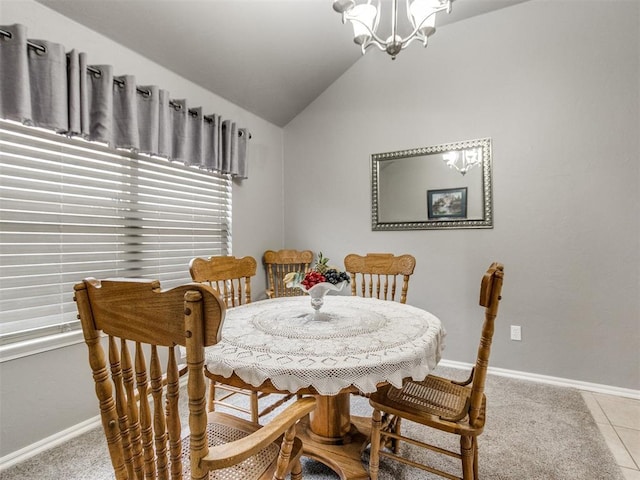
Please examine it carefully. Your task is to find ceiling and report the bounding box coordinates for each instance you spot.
[36,0,528,127]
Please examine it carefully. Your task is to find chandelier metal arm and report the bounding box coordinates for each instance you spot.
[341,13,431,55]
[336,0,453,58]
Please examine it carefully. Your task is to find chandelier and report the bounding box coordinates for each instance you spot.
[442,147,482,176]
[333,0,453,59]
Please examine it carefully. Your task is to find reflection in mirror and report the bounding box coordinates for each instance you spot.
[372,138,493,230]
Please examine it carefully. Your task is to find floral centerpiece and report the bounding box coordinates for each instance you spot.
[283,252,350,320]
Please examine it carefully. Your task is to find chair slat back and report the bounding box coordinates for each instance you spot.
[469,262,505,427]
[74,278,226,480]
[189,256,257,307]
[263,249,314,298]
[344,253,416,303]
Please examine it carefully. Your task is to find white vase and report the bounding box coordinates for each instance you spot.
[299,281,347,320]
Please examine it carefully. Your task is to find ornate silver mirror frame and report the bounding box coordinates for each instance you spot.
[371,138,493,230]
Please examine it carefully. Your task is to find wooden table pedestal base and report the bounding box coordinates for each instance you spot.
[299,393,372,480]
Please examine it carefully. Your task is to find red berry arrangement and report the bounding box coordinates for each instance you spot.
[300,270,327,289]
[299,252,350,289]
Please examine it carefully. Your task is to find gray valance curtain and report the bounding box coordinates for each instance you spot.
[0,24,249,178]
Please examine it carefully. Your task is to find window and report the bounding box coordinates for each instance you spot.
[0,120,232,357]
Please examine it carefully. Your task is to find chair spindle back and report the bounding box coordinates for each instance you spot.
[263,249,314,298]
[189,255,257,307]
[344,253,416,303]
[468,262,504,427]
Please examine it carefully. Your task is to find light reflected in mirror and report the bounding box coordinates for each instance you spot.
[372,138,493,230]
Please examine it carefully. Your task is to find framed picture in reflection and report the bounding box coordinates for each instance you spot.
[427,187,468,219]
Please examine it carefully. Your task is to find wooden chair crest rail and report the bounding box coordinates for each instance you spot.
[189,255,293,423]
[189,255,257,307]
[368,262,505,480]
[263,249,314,298]
[343,253,416,304]
[74,278,316,480]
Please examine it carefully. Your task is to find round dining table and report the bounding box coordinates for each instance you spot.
[203,295,446,480]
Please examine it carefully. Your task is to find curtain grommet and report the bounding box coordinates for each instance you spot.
[32,43,47,56]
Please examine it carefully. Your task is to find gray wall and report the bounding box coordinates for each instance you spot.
[1,0,638,464]
[0,0,285,458]
[283,0,640,390]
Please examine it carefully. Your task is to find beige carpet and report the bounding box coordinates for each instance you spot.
[0,366,624,479]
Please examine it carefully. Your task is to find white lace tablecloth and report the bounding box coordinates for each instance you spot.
[204,296,446,396]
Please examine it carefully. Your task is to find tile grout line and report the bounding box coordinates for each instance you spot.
[612,425,640,471]
[591,393,640,472]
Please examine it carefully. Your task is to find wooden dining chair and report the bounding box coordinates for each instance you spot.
[263,249,314,298]
[189,255,291,423]
[368,262,505,480]
[343,253,416,304]
[74,277,316,480]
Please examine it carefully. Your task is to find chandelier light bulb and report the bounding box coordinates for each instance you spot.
[409,0,439,38]
[349,3,378,45]
[443,147,482,176]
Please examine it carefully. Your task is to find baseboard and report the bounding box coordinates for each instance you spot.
[439,359,640,400]
[0,415,102,471]
[2,363,638,471]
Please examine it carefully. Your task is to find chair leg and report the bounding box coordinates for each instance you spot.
[369,409,382,480]
[460,435,474,480]
[250,392,259,424]
[392,417,402,454]
[290,459,303,480]
[473,436,479,480]
[274,424,297,480]
[207,380,216,412]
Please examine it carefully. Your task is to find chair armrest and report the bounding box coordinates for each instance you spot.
[202,397,316,468]
[451,367,474,387]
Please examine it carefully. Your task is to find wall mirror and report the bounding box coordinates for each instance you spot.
[371,138,493,230]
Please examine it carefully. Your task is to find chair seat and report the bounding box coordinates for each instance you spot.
[371,375,486,433]
[386,375,472,420]
[181,411,302,480]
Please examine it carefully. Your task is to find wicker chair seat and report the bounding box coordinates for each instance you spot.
[181,412,288,480]
[386,375,474,421]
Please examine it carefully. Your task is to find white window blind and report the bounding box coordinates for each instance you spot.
[0,120,232,347]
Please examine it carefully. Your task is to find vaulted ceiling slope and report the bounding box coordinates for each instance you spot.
[36,0,529,127]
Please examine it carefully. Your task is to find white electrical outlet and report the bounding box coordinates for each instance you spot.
[510,325,522,341]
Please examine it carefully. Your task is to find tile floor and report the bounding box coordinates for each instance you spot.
[581,391,640,480]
